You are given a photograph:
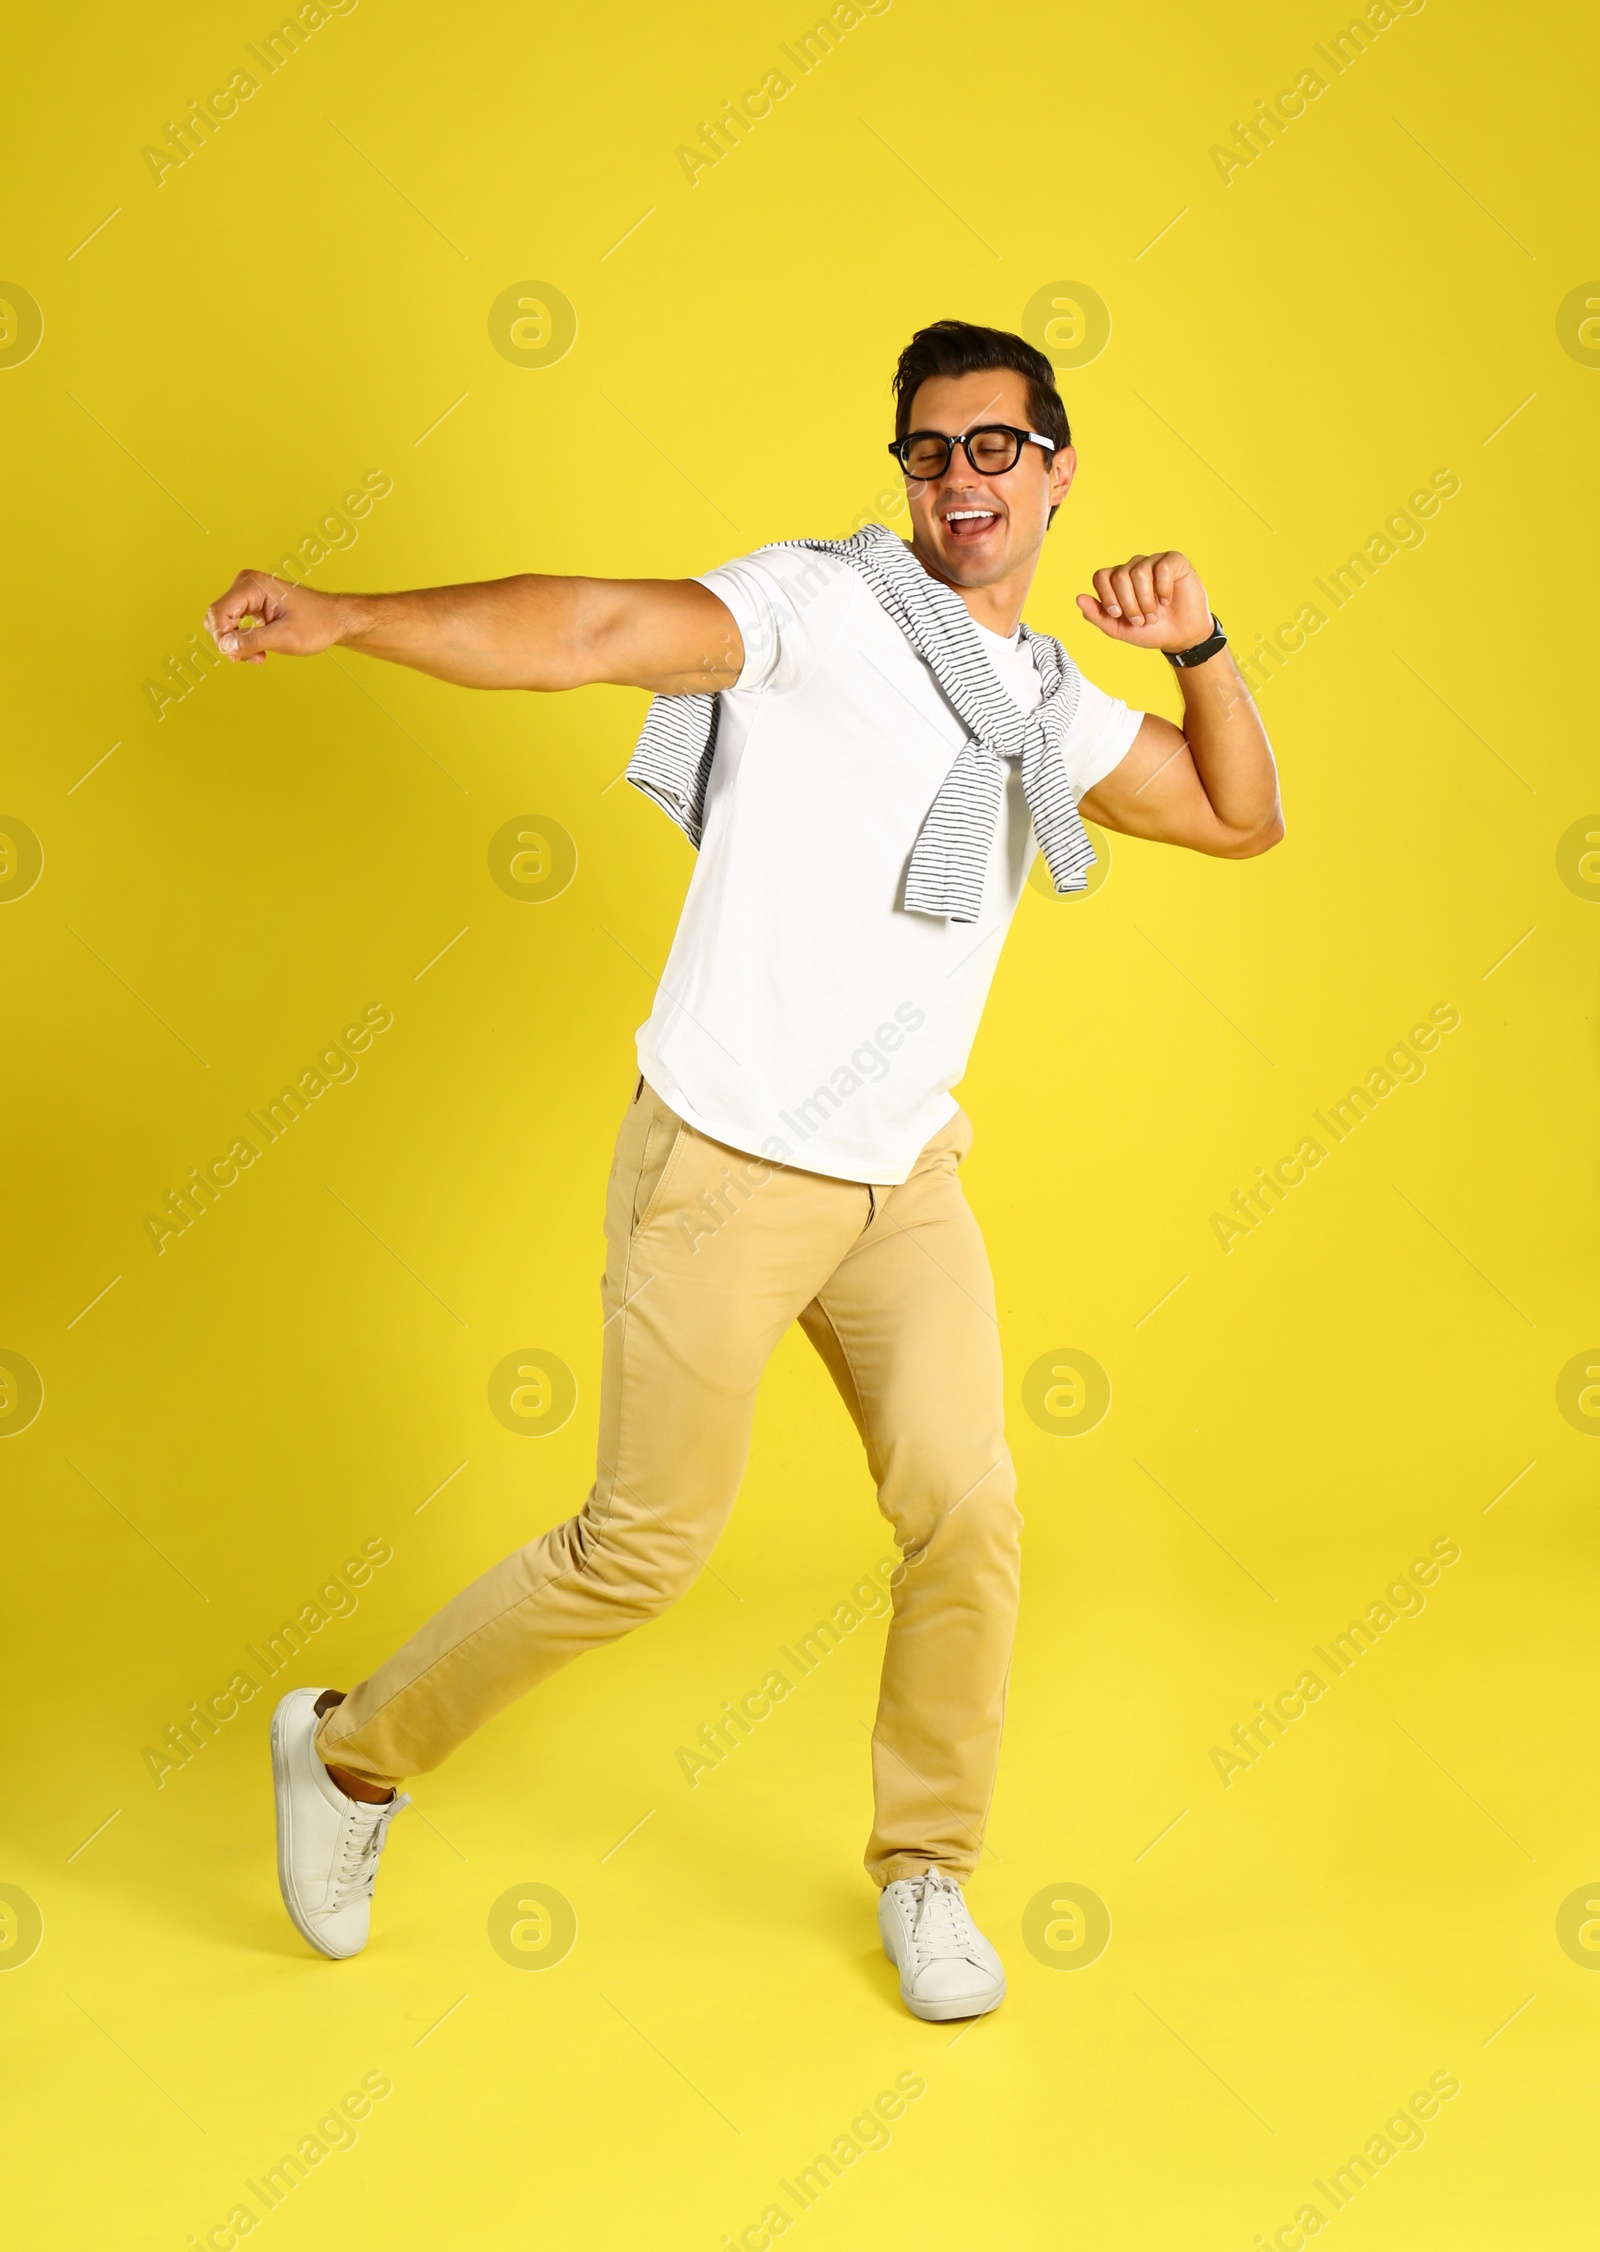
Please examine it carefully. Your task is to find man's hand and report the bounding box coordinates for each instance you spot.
[1077,550,1212,653]
[204,571,343,665]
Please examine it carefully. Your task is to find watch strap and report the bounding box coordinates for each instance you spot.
[1165,614,1227,668]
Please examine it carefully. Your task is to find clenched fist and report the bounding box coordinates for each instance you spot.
[203,571,344,665]
[1077,551,1212,653]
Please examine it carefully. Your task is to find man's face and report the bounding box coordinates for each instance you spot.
[899,368,1076,590]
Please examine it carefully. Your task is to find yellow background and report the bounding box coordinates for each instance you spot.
[3,0,1596,2244]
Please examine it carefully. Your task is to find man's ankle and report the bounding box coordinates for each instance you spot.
[324,1760,396,1806]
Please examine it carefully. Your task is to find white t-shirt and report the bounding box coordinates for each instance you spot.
[635,546,1142,1184]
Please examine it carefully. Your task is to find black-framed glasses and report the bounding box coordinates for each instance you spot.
[887,425,1056,479]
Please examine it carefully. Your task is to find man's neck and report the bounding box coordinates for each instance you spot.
[903,535,1037,638]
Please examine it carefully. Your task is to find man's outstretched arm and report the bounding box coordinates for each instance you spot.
[201,570,744,695]
[1075,549,1283,860]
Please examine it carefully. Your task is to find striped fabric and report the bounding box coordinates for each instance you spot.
[624,521,1097,925]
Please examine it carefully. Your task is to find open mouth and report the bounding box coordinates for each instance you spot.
[942,508,1000,543]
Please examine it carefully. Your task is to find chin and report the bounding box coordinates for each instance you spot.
[932,543,1012,586]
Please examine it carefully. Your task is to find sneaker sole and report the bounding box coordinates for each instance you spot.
[270,1696,357,1961]
[881,1931,1006,2021]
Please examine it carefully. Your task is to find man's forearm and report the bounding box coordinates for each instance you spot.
[333,575,609,691]
[1174,650,1282,851]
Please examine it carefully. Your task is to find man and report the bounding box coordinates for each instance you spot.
[206,318,1281,2021]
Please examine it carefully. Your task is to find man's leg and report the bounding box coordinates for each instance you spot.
[312,1081,871,1789]
[797,1106,1021,1888]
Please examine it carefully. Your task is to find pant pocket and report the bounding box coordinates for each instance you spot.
[631,1102,686,1234]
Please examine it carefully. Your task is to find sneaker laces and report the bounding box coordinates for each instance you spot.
[329,1792,411,1911]
[903,1869,979,1966]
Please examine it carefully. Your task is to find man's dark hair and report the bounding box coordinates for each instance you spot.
[891,318,1071,525]
[891,318,1071,452]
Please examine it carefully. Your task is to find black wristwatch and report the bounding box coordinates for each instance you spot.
[1164,614,1227,668]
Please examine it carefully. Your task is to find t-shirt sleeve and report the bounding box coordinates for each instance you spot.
[694,556,784,694]
[1057,674,1143,802]
[693,550,851,696]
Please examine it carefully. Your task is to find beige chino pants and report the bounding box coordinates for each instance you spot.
[314,1077,1022,1886]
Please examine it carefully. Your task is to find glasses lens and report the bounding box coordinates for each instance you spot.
[967,427,1022,472]
[901,434,951,479]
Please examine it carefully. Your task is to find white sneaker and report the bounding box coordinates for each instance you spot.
[270,1686,410,1960]
[879,1868,1006,2022]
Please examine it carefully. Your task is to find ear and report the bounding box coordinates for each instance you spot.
[1048,443,1078,509]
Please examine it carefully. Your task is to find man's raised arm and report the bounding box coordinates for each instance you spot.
[1074,548,1283,860]
[201,570,744,696]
